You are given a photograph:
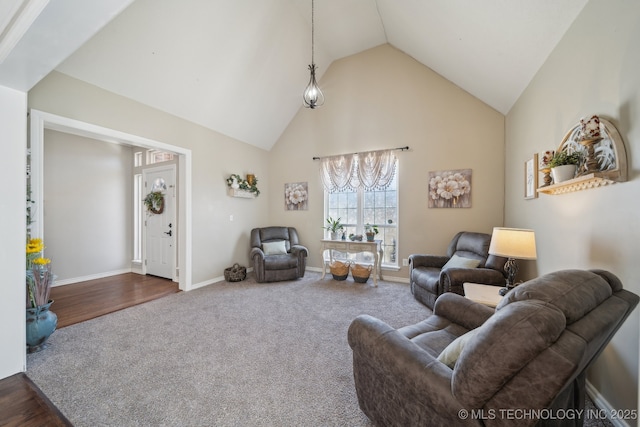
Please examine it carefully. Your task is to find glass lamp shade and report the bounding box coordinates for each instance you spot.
[303,63,324,109]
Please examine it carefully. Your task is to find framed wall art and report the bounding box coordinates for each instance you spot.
[428,169,472,208]
[524,153,538,199]
[284,182,308,210]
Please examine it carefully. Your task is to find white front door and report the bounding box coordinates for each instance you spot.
[143,165,176,280]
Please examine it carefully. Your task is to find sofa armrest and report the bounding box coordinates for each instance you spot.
[441,268,506,295]
[290,244,308,258]
[409,254,448,269]
[347,314,477,426]
[433,293,495,330]
[250,247,265,261]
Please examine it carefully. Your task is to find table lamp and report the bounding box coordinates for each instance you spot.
[488,227,537,296]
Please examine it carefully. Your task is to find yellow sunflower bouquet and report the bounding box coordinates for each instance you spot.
[26,238,54,308]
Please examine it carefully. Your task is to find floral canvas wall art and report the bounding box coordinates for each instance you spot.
[428,169,472,208]
[285,182,308,210]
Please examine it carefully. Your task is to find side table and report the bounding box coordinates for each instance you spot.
[463,282,503,308]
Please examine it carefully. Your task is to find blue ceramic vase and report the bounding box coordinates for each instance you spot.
[26,300,57,353]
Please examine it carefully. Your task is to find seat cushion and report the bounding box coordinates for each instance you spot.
[264,254,298,270]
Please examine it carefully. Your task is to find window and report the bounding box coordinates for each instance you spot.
[146,149,174,165]
[325,173,398,267]
[133,174,142,262]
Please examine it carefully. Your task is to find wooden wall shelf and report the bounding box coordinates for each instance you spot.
[537,117,627,196]
[227,188,256,198]
[537,173,615,195]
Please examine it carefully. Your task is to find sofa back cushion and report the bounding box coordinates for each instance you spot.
[447,232,491,266]
[251,227,300,252]
[497,269,613,325]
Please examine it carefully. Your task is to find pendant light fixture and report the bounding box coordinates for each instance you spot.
[302,0,324,109]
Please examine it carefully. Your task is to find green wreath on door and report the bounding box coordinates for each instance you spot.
[144,191,165,214]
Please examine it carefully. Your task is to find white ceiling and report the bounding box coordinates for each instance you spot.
[0,0,588,150]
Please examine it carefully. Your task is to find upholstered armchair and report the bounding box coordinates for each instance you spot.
[409,231,507,309]
[250,227,308,283]
[348,269,639,427]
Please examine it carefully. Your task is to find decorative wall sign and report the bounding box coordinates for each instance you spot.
[428,169,472,208]
[285,182,308,210]
[524,154,538,199]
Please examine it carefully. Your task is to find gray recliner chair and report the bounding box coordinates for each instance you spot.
[348,269,639,427]
[250,227,308,283]
[409,231,507,309]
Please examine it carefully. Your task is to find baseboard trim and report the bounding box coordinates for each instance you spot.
[53,269,133,287]
[585,380,629,427]
[190,267,410,290]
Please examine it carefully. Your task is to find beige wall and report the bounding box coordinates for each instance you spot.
[506,0,640,418]
[44,130,133,281]
[268,44,505,278]
[29,71,270,286]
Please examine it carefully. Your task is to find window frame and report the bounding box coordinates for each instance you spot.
[324,172,399,269]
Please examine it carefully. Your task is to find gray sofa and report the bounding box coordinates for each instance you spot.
[409,231,507,309]
[348,269,638,426]
[250,226,308,283]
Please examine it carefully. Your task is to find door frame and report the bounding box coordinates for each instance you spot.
[142,164,177,281]
[29,109,192,291]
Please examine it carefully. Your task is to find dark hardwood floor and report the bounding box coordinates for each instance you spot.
[50,272,179,328]
[0,273,179,426]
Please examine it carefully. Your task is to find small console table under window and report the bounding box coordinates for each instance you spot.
[320,239,383,286]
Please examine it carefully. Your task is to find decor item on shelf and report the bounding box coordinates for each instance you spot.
[348,234,363,241]
[25,238,57,353]
[143,191,165,214]
[577,115,603,175]
[579,114,602,140]
[428,169,472,208]
[364,223,378,242]
[226,173,260,196]
[539,150,554,187]
[224,263,247,282]
[524,153,538,199]
[548,150,581,183]
[488,227,537,296]
[230,176,240,189]
[351,263,372,283]
[302,0,324,109]
[324,216,344,240]
[330,260,350,281]
[284,182,308,210]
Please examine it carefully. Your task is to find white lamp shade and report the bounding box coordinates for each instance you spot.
[488,227,537,260]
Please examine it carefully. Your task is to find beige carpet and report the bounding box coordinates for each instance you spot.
[27,272,430,426]
[26,271,613,426]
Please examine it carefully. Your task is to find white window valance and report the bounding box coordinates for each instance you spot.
[319,149,397,193]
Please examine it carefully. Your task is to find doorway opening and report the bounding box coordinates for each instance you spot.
[29,109,192,291]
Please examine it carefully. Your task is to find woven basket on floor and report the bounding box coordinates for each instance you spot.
[329,260,350,281]
[224,263,247,282]
[351,263,373,283]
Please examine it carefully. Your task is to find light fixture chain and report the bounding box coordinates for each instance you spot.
[311,0,315,64]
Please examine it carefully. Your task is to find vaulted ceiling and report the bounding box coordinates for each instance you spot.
[0,0,588,150]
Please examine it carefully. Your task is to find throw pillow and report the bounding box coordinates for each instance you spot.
[437,328,479,369]
[442,254,481,270]
[262,240,287,255]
